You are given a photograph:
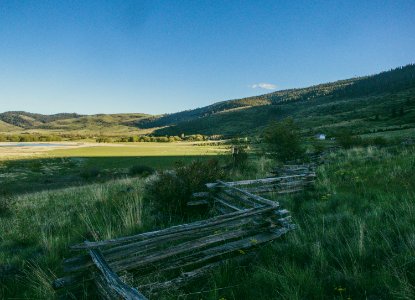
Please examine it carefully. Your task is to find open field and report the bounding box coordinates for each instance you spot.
[0,142,228,160]
[0,142,229,195]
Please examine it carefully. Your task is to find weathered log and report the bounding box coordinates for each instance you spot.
[71,206,275,250]
[246,186,304,195]
[137,253,256,295]
[216,180,279,208]
[212,197,243,211]
[110,224,273,273]
[220,189,263,208]
[206,174,315,189]
[65,211,273,273]
[192,192,210,198]
[136,226,292,280]
[187,199,209,206]
[88,249,147,300]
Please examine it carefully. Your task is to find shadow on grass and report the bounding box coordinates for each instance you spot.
[0,155,229,196]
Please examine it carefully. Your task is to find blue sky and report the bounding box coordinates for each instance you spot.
[0,0,414,115]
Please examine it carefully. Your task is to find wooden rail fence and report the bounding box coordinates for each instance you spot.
[53,165,316,299]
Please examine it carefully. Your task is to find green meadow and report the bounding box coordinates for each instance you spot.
[0,142,228,195]
[48,142,227,157]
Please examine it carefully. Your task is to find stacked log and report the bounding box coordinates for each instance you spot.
[54,184,293,299]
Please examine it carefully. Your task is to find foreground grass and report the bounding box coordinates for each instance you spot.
[203,146,415,300]
[1,145,414,299]
[0,177,155,298]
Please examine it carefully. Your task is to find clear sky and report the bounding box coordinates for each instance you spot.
[0,0,414,115]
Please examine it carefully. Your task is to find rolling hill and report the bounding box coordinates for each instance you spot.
[1,64,414,138]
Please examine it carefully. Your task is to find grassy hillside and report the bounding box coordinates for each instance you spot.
[0,112,83,128]
[155,87,415,138]
[0,120,21,132]
[1,64,414,138]
[153,64,415,137]
[0,113,154,136]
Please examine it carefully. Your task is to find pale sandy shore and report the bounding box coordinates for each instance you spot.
[0,142,110,159]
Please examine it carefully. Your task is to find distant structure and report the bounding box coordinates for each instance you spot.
[316,133,326,140]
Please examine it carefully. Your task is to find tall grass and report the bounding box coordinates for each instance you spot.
[1,146,414,299]
[202,146,415,299]
[0,178,148,298]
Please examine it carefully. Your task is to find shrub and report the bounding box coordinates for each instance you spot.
[371,136,388,147]
[129,165,155,177]
[145,159,224,218]
[231,146,249,168]
[80,167,102,180]
[263,118,304,161]
[337,131,389,148]
[336,131,363,148]
[312,140,326,154]
[96,137,112,143]
[0,197,10,216]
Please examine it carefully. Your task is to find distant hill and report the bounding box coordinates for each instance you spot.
[149,64,415,136]
[0,111,83,128]
[1,64,414,138]
[0,112,153,136]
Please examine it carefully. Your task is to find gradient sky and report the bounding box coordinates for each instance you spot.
[1,0,414,115]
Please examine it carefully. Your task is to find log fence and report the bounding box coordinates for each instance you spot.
[53,164,315,299]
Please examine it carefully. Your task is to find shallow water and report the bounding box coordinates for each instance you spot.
[0,143,72,147]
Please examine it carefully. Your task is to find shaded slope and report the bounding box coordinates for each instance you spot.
[152,64,415,136]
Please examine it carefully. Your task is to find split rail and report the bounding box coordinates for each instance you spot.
[53,165,317,299]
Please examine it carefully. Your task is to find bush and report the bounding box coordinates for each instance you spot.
[263,118,304,161]
[312,140,326,154]
[96,137,112,143]
[129,165,155,177]
[145,159,225,218]
[371,136,388,147]
[0,197,10,216]
[80,167,102,180]
[337,131,363,148]
[231,146,249,168]
[337,131,389,148]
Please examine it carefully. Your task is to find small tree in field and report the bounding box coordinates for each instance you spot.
[263,118,304,161]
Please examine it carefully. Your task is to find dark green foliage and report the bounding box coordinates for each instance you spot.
[0,134,63,142]
[371,136,388,146]
[0,197,10,216]
[96,136,113,143]
[336,131,364,148]
[337,131,389,148]
[145,159,224,218]
[129,165,155,177]
[80,167,102,180]
[263,118,304,161]
[312,140,326,154]
[231,146,249,167]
